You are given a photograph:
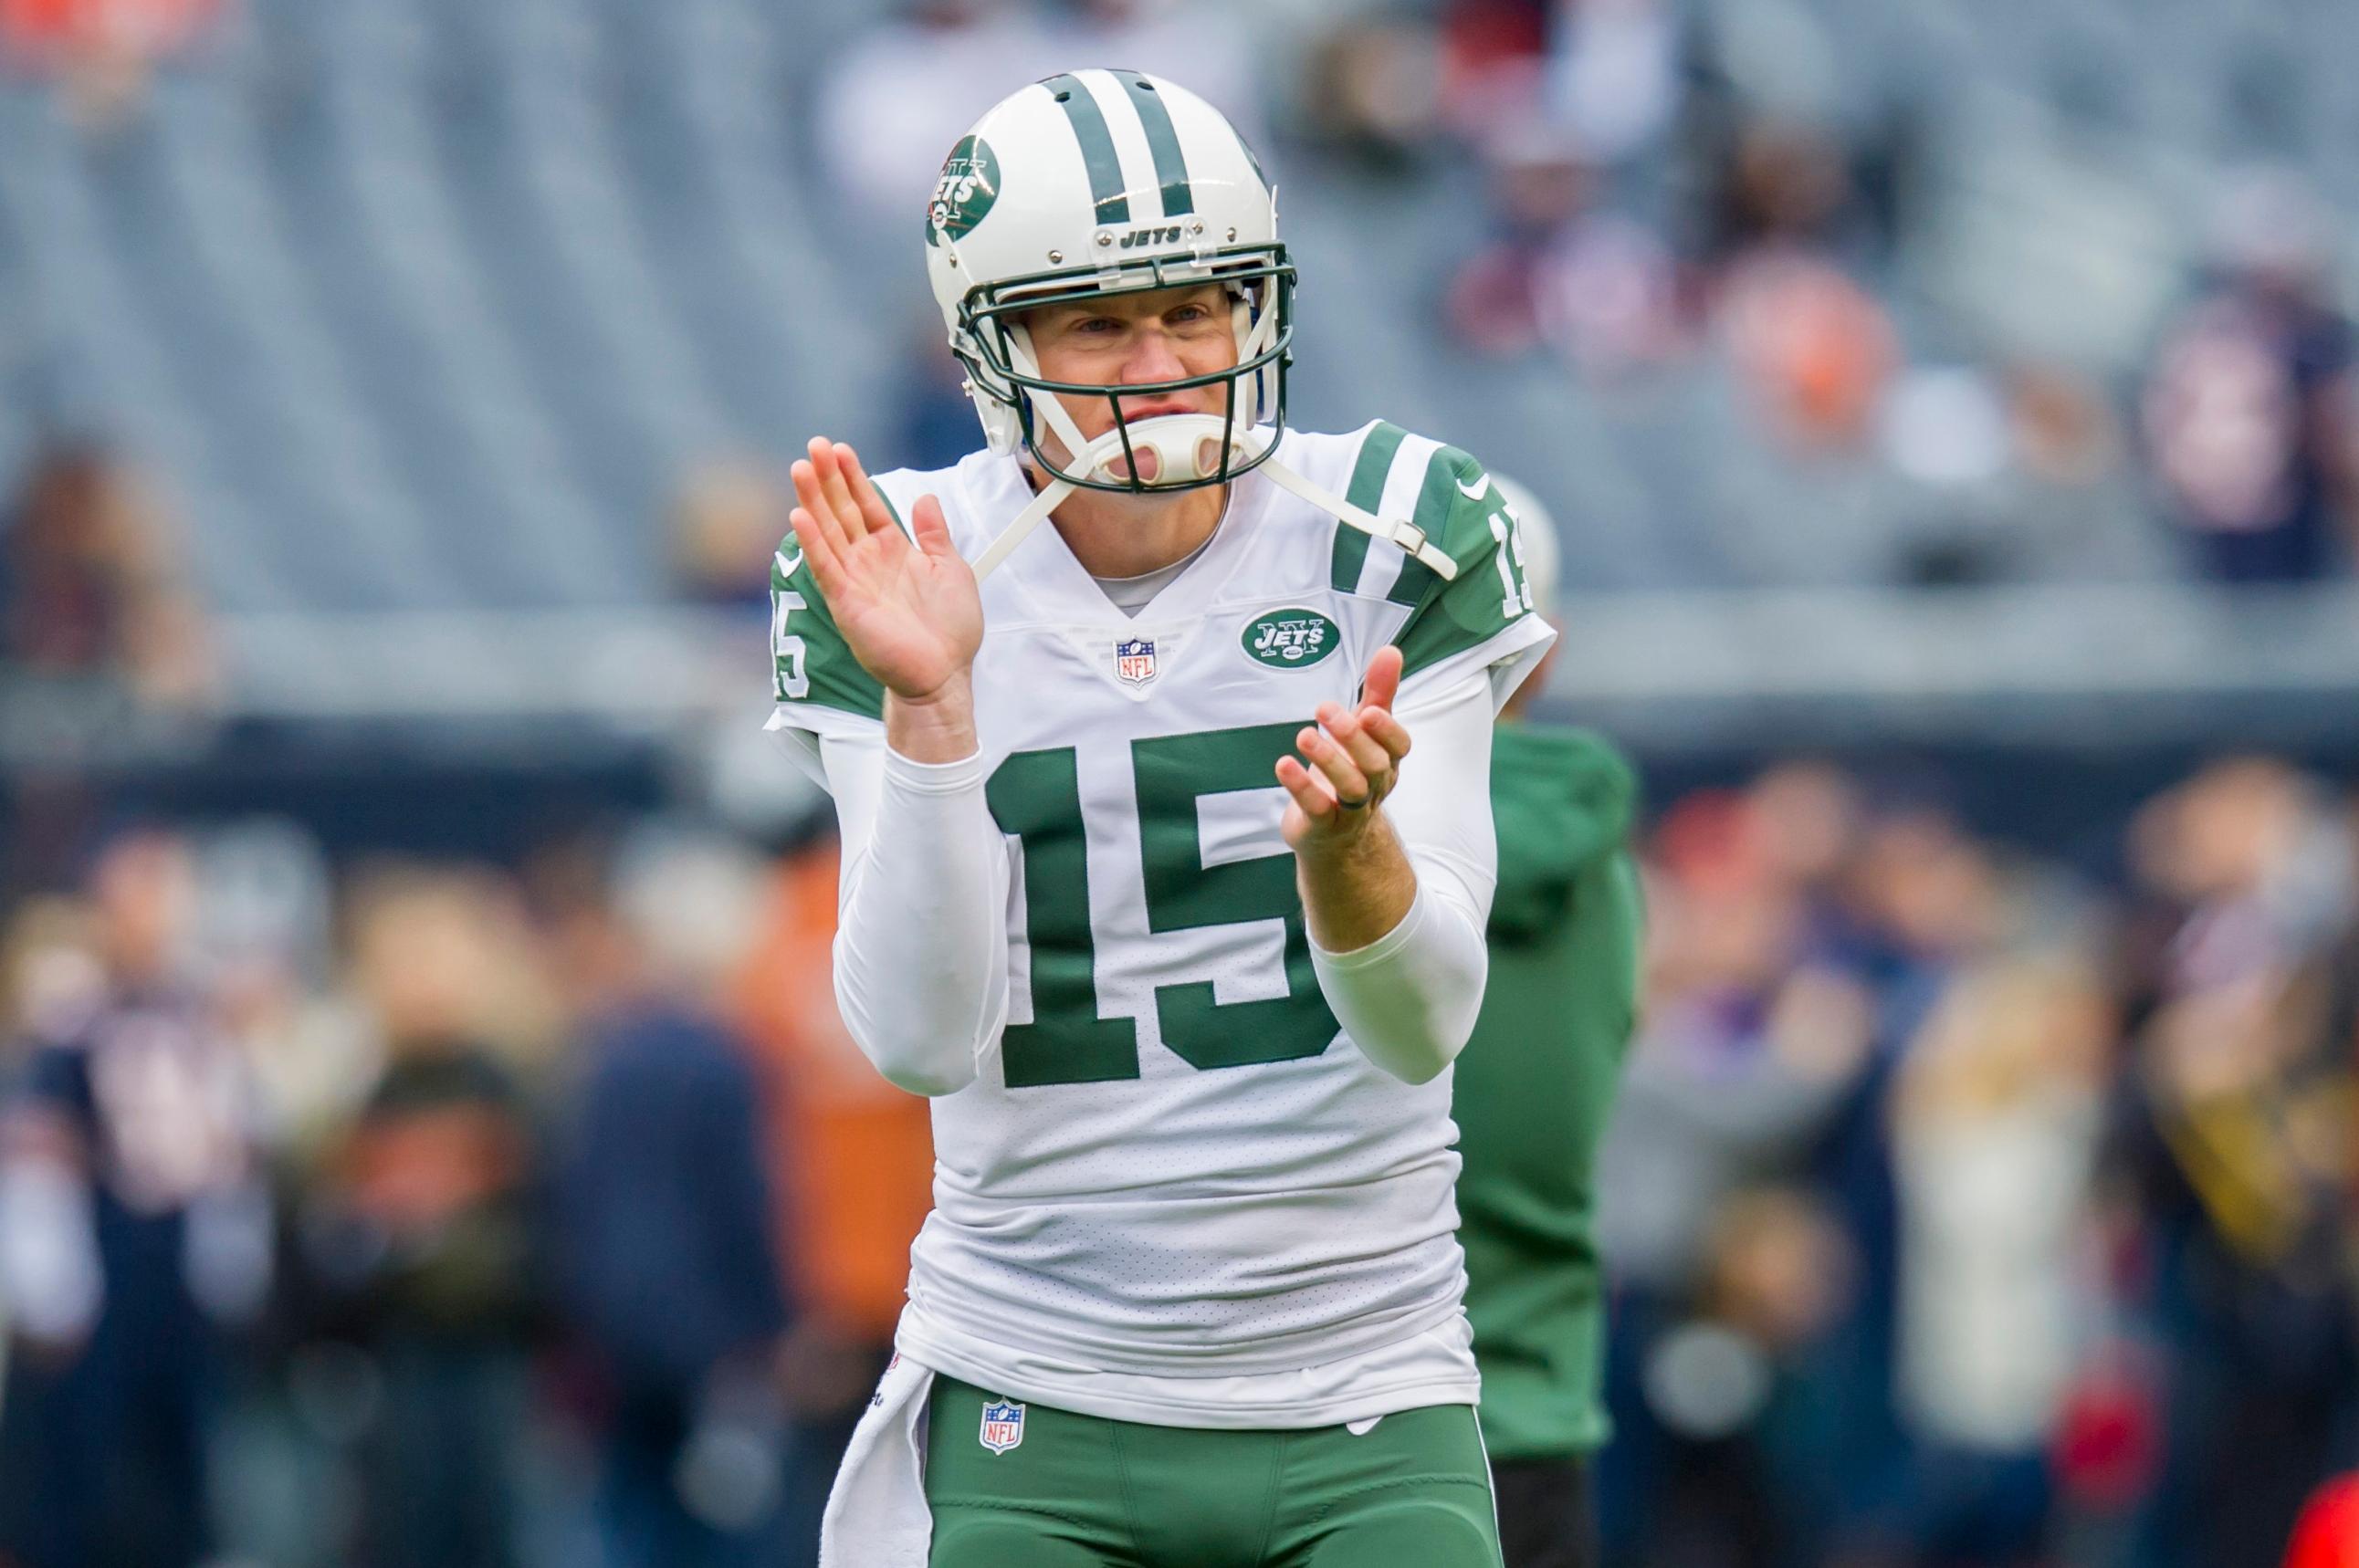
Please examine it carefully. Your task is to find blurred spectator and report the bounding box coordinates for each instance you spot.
[1445,123,1683,371]
[194,821,380,1168]
[1709,120,1896,450]
[548,827,801,1568]
[1540,0,1681,168]
[2143,175,2359,582]
[0,829,270,1568]
[1891,956,2113,1564]
[2110,759,2359,1568]
[1437,0,1547,138]
[1302,15,1450,162]
[1,442,217,709]
[1595,782,1882,1564]
[295,869,549,1568]
[1599,788,1877,1298]
[1624,1186,1858,1568]
[1720,249,1895,453]
[1448,125,1597,358]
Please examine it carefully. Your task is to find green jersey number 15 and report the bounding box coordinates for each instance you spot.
[986,724,1338,1089]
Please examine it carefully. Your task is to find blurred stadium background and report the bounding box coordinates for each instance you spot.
[2,0,2357,1565]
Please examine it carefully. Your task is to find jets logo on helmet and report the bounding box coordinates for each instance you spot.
[927,135,1001,245]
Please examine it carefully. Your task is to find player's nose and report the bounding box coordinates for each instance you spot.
[1123,326,1189,382]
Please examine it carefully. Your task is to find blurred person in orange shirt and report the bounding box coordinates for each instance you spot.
[731,831,934,1524]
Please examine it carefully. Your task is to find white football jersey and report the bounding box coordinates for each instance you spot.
[766,420,1555,1426]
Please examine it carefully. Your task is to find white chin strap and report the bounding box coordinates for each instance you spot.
[972,407,1461,585]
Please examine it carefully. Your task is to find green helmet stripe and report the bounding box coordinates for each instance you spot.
[1041,73,1131,225]
[1110,70,1193,218]
[1236,128,1269,192]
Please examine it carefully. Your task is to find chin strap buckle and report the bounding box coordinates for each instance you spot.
[1253,459,1460,583]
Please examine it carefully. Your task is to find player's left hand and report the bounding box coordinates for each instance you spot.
[1277,644,1412,852]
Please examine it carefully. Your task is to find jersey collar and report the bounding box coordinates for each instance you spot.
[965,446,1277,630]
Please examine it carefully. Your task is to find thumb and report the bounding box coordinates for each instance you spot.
[910,494,957,559]
[1359,643,1404,712]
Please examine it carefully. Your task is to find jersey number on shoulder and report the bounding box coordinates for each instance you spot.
[772,589,810,700]
[986,723,1339,1089]
[1462,472,1535,622]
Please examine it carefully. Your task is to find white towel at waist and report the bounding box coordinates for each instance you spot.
[819,1351,936,1568]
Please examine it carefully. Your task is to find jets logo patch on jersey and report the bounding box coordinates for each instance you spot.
[1240,608,1340,670]
[1114,636,1159,687]
[979,1399,1026,1454]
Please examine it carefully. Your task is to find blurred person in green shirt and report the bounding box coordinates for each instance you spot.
[1453,479,1643,1568]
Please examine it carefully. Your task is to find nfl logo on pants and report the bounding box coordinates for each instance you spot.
[1115,637,1158,686]
[979,1399,1026,1455]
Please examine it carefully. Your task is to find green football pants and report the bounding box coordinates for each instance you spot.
[924,1375,1504,1568]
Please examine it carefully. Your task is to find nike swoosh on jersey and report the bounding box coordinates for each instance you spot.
[1455,474,1493,501]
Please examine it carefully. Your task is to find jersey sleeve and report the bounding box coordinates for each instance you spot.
[762,535,886,754]
[1384,446,1557,713]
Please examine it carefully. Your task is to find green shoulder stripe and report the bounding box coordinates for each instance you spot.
[1383,444,1480,610]
[1389,447,1538,681]
[1328,422,1407,593]
[771,541,885,721]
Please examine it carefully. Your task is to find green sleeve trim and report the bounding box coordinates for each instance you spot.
[771,543,886,721]
[1389,447,1540,681]
[1328,422,1406,593]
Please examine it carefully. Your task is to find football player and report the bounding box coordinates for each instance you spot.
[769,70,1553,1568]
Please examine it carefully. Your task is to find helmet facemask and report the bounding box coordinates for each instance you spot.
[949,245,1295,496]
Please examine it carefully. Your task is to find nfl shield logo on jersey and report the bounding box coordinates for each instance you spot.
[1114,637,1159,687]
[979,1399,1026,1454]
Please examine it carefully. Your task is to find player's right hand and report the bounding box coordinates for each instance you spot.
[790,438,981,704]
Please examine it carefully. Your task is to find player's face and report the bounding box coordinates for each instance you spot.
[1022,283,1236,478]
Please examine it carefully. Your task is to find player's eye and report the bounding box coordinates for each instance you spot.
[1073,316,1122,335]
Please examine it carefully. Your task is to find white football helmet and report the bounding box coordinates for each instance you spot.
[926,70,1288,490]
[925,69,1458,584]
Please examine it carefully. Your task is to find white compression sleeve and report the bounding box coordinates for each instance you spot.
[818,729,1011,1097]
[1307,669,1499,1085]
